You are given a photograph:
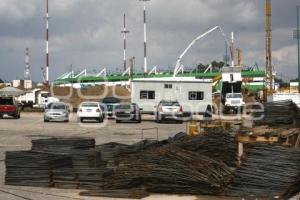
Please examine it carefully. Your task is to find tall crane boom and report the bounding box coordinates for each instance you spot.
[173,26,230,77]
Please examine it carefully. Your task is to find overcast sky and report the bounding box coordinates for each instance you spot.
[0,0,299,82]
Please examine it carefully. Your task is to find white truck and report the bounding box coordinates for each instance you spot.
[17,88,59,108]
[221,67,245,113]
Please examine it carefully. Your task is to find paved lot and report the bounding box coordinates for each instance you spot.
[0,113,242,200]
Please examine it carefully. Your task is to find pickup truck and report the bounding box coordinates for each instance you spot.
[224,93,245,114]
[0,96,21,119]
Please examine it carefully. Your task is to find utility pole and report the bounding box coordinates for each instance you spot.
[139,0,150,74]
[121,14,129,71]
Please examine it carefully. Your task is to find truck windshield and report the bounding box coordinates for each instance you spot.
[226,93,242,98]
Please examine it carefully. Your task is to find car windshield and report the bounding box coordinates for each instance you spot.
[47,103,66,110]
[81,103,98,107]
[115,104,131,109]
[0,97,13,105]
[227,93,242,98]
[160,101,180,106]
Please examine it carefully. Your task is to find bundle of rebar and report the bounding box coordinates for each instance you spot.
[174,128,238,167]
[52,168,106,190]
[102,145,233,195]
[31,137,96,154]
[80,188,149,199]
[253,100,300,126]
[225,144,300,198]
[5,151,72,187]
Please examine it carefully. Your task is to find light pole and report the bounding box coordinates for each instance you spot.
[139,0,150,74]
[294,6,300,92]
[121,14,129,71]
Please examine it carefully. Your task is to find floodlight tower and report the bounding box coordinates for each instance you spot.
[24,48,31,80]
[45,0,50,85]
[121,14,130,71]
[139,0,150,74]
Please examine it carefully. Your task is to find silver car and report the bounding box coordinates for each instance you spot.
[44,102,69,122]
[155,100,183,123]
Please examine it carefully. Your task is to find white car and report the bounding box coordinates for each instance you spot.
[77,102,104,123]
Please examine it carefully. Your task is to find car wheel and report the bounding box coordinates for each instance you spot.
[116,120,121,123]
[99,117,104,123]
[17,113,21,119]
[80,118,84,123]
[64,119,69,122]
[0,115,3,119]
[44,118,49,122]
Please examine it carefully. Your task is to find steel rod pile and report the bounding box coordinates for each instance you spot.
[71,149,101,168]
[5,151,72,187]
[80,188,149,199]
[174,128,238,167]
[102,146,233,195]
[52,168,106,189]
[31,137,96,154]
[253,100,300,126]
[225,144,300,198]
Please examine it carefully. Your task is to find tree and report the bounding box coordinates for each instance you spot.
[0,78,3,83]
[195,60,225,72]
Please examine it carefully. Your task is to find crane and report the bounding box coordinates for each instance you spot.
[173,26,231,77]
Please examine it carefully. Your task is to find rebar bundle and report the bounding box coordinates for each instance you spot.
[225,144,300,198]
[52,168,106,190]
[5,151,72,187]
[102,146,233,195]
[31,137,95,154]
[253,100,300,126]
[174,128,238,167]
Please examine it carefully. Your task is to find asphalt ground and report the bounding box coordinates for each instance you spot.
[0,112,235,200]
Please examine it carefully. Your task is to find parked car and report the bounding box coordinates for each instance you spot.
[101,97,121,118]
[115,103,142,123]
[155,100,183,123]
[44,102,69,122]
[0,96,21,119]
[77,102,104,123]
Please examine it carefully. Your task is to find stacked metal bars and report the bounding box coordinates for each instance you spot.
[225,144,300,199]
[31,137,95,154]
[5,151,72,187]
[253,100,300,126]
[100,146,233,195]
[174,128,238,167]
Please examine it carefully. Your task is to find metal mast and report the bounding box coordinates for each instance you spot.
[139,0,150,74]
[24,48,31,80]
[265,0,273,96]
[45,0,50,85]
[121,14,129,71]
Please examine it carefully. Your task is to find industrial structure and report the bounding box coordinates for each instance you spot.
[24,48,31,81]
[121,14,129,71]
[265,0,273,97]
[139,0,151,74]
[42,0,50,86]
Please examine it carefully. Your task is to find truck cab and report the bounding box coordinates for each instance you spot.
[224,93,245,113]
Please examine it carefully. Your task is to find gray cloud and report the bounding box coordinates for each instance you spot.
[0,0,298,82]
